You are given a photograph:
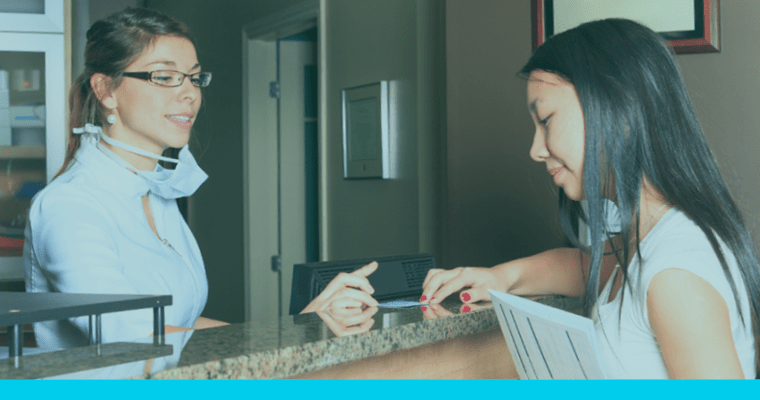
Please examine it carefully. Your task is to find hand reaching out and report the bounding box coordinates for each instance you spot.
[421,266,506,304]
[300,261,379,314]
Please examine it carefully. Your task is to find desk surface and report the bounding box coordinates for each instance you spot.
[1,295,581,379]
[0,292,172,326]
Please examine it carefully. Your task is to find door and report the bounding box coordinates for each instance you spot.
[244,27,318,322]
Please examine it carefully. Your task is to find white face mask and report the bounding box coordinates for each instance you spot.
[73,124,208,199]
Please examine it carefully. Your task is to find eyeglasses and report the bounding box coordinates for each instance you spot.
[121,70,212,87]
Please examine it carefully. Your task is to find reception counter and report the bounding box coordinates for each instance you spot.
[1,296,581,379]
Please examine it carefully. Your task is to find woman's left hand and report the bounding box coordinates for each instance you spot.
[300,261,379,313]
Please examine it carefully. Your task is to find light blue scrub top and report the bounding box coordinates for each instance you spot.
[23,134,208,350]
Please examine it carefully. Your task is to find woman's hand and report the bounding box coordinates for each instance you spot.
[421,266,509,304]
[300,261,379,313]
[421,248,592,304]
[316,306,377,337]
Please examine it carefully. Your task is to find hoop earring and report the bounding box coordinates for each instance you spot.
[107,115,116,124]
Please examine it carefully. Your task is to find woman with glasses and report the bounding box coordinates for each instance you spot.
[24,7,377,351]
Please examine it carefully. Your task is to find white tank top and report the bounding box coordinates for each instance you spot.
[592,207,755,379]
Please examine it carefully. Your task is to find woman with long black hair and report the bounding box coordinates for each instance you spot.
[422,19,759,379]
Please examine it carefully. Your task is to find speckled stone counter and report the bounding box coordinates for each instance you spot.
[1,296,582,379]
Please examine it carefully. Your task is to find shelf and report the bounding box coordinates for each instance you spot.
[0,146,45,159]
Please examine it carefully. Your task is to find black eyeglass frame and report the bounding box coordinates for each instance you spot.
[120,70,212,87]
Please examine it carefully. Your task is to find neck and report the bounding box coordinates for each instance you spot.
[634,180,670,241]
[101,126,161,171]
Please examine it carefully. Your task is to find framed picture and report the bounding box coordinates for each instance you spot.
[341,81,390,179]
[532,0,719,54]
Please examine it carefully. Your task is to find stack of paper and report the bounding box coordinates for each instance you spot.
[489,290,607,379]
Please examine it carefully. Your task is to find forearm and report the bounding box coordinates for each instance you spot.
[193,316,229,330]
[495,247,586,297]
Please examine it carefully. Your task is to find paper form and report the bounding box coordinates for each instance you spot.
[489,290,607,379]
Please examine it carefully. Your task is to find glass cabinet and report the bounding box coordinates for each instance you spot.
[0,9,65,283]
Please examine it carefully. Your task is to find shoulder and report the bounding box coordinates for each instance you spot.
[30,166,117,227]
[634,207,746,316]
[645,209,713,254]
[639,209,729,278]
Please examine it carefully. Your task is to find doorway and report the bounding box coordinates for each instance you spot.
[243,1,319,322]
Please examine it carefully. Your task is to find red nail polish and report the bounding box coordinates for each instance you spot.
[420,295,427,301]
[462,292,471,302]
[462,305,471,313]
[421,306,427,311]
[431,297,435,300]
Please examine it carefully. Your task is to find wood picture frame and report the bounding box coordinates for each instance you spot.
[532,0,720,54]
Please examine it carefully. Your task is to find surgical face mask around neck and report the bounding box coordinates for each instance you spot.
[73,124,208,199]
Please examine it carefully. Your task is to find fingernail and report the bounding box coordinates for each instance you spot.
[462,305,471,313]
[420,295,427,301]
[431,297,435,300]
[421,306,427,311]
[461,292,471,302]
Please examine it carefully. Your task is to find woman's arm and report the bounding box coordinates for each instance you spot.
[424,243,620,303]
[422,248,586,303]
[647,268,744,379]
[155,317,229,336]
[193,317,229,330]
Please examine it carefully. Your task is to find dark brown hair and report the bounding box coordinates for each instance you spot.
[57,7,194,178]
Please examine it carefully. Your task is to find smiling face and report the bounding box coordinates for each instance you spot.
[527,70,586,201]
[101,35,201,156]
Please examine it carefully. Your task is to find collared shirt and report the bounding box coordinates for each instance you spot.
[24,134,208,350]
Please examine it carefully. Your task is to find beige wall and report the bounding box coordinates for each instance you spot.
[445,1,760,269]
[146,0,446,322]
[446,0,566,269]
[321,0,446,263]
[678,3,760,241]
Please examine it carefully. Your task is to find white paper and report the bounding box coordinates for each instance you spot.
[489,290,607,379]
[377,300,428,308]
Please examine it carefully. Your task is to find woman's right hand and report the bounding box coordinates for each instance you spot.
[300,261,379,313]
[421,265,512,304]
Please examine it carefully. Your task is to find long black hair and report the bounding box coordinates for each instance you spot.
[521,19,760,377]
[57,7,195,178]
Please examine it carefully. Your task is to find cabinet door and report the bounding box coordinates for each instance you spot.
[0,32,65,182]
[0,0,64,33]
[0,32,64,267]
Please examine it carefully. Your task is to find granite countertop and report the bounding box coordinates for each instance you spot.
[1,295,582,379]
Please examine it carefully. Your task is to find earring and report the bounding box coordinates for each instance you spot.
[107,115,116,124]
